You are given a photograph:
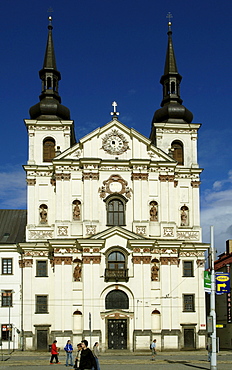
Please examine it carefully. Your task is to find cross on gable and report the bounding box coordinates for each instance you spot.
[110,101,120,117]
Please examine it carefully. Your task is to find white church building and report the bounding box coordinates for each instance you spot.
[1,18,208,351]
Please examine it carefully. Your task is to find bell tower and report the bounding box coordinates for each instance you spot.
[150,18,200,169]
[24,17,76,234]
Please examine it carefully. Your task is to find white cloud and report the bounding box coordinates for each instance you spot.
[0,165,26,209]
[201,170,232,255]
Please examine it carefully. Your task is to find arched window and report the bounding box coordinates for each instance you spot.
[105,250,128,282]
[108,251,125,270]
[171,81,176,94]
[43,137,55,162]
[171,140,184,165]
[106,197,126,226]
[105,290,129,309]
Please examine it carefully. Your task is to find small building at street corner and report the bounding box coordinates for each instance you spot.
[214,240,232,349]
[1,19,209,352]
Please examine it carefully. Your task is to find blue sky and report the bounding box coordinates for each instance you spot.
[0,0,231,255]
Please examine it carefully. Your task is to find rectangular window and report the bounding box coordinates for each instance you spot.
[1,324,12,341]
[183,261,194,277]
[1,291,13,307]
[183,294,195,312]
[2,258,13,274]
[36,295,48,313]
[36,261,48,277]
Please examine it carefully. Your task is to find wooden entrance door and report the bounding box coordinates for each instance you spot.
[184,328,195,348]
[37,330,48,350]
[108,319,127,349]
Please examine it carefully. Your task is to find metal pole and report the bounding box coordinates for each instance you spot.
[20,250,24,351]
[210,226,217,370]
[8,302,10,355]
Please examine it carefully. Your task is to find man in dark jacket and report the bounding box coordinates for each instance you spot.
[79,340,97,370]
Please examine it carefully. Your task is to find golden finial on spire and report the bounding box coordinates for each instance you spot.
[47,7,54,26]
[166,12,173,29]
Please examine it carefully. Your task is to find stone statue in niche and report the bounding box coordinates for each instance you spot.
[39,204,48,224]
[150,201,158,221]
[151,262,159,281]
[73,200,81,220]
[180,206,189,226]
[73,263,82,281]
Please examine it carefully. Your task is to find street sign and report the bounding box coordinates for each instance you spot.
[204,270,211,292]
[215,272,230,294]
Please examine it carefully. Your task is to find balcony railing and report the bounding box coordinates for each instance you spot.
[105,268,129,282]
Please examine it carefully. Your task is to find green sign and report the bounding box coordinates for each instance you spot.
[204,271,211,292]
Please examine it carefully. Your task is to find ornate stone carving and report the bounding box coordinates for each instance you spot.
[86,225,96,235]
[191,181,201,188]
[179,251,205,257]
[56,173,71,180]
[136,226,146,235]
[73,200,81,220]
[150,201,158,221]
[93,248,100,253]
[151,262,159,281]
[132,256,151,264]
[131,173,148,180]
[50,178,56,186]
[170,257,180,265]
[58,226,68,236]
[159,175,175,182]
[160,257,169,265]
[40,204,48,224]
[101,129,129,155]
[177,231,199,240]
[54,257,72,265]
[82,256,101,264]
[163,227,174,237]
[29,230,53,239]
[24,259,33,267]
[99,174,132,199]
[82,173,99,180]
[133,248,140,253]
[180,205,189,226]
[73,262,82,281]
[196,259,205,267]
[27,179,36,185]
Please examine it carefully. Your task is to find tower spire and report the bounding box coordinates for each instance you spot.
[150,16,193,126]
[29,16,70,120]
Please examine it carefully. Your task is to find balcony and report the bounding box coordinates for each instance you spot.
[105,268,129,282]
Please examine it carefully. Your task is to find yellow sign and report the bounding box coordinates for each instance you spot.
[216,275,229,282]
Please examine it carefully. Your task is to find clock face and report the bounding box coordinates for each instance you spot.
[109,136,123,151]
[102,130,129,155]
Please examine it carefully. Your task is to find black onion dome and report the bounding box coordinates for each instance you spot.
[29,18,70,120]
[152,22,193,124]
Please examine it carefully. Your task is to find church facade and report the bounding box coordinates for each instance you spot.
[2,18,208,351]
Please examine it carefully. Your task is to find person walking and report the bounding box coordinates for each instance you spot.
[50,340,60,364]
[150,339,157,361]
[92,342,100,370]
[79,340,97,370]
[74,343,82,369]
[64,339,74,367]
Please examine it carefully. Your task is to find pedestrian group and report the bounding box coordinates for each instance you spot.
[50,338,99,369]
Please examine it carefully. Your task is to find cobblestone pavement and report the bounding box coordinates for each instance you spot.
[1,350,232,369]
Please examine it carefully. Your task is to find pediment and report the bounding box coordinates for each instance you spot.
[89,226,146,241]
[53,119,175,164]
